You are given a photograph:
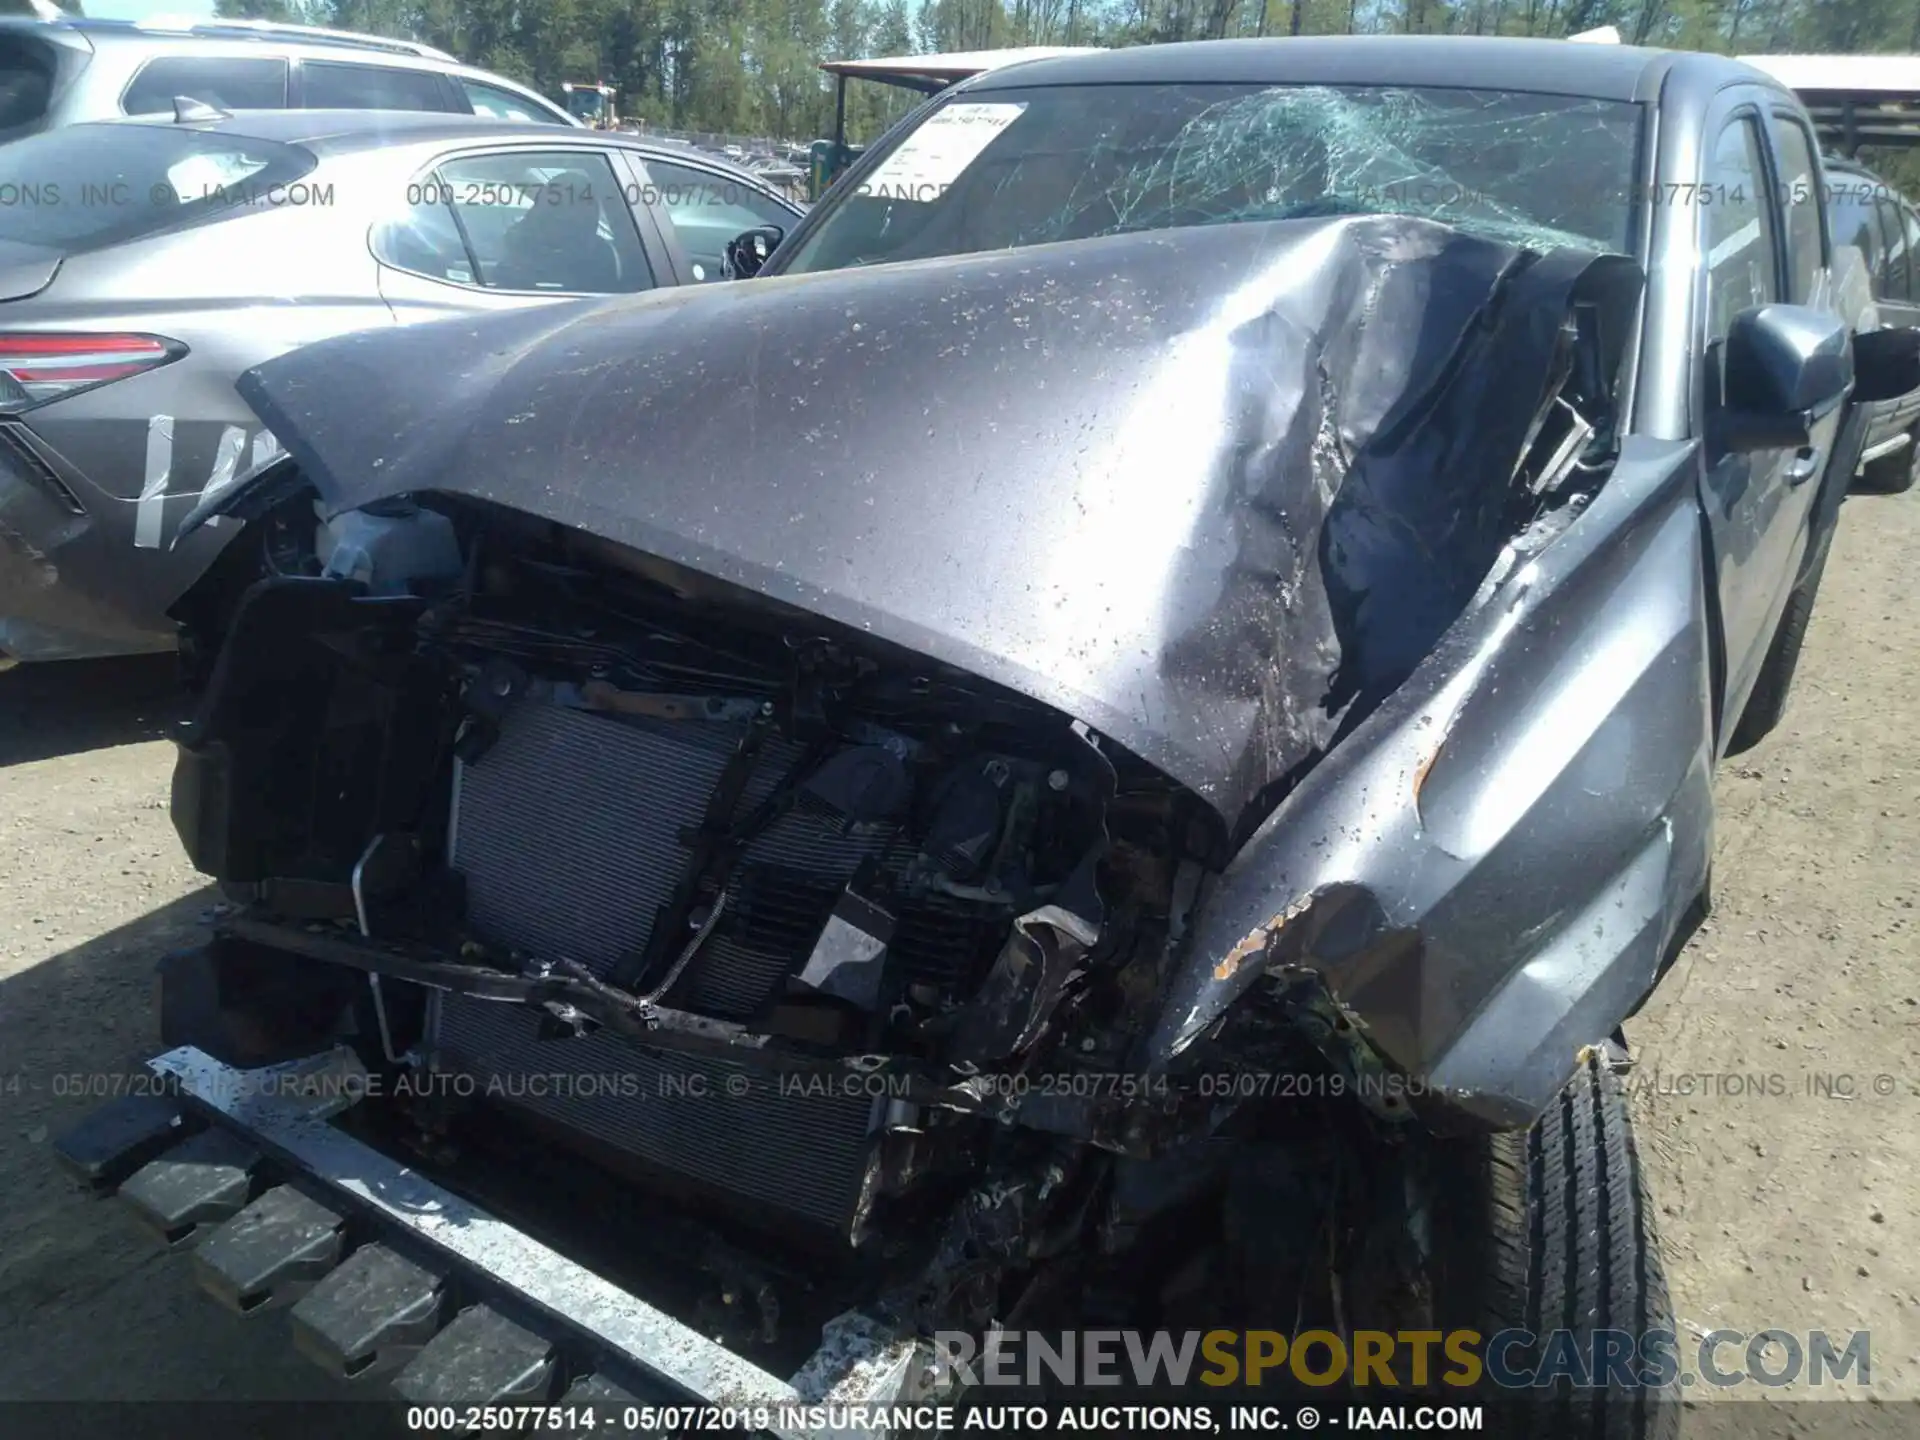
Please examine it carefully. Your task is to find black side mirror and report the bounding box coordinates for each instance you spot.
[1716,303,1853,453]
[1852,325,1920,404]
[723,225,785,281]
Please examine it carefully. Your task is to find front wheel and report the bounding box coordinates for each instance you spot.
[1035,1053,1680,1440]
[1420,1052,1674,1440]
[1340,1051,1679,1440]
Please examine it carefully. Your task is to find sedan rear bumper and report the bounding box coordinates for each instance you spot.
[0,423,191,662]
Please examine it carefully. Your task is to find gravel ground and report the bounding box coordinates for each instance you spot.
[1629,477,1920,1402]
[1,484,1917,1415]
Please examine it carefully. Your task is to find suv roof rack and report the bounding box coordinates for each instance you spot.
[108,16,457,63]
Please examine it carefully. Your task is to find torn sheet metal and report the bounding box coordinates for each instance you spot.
[226,214,1640,838]
[199,425,269,530]
[174,429,291,545]
[1138,435,1713,1127]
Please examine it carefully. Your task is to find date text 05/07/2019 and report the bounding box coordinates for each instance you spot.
[857,1071,1433,1103]
[406,1405,778,1432]
[403,1402,1485,1432]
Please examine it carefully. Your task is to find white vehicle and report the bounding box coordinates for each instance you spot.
[0,13,577,143]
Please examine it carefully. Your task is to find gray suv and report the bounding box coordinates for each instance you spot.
[1825,155,1920,492]
[0,15,577,143]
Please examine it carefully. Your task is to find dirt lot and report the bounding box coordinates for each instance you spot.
[1,485,1917,1413]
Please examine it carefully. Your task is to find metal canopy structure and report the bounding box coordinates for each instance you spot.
[1740,54,1920,153]
[810,46,1101,198]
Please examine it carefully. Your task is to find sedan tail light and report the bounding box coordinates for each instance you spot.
[0,333,186,413]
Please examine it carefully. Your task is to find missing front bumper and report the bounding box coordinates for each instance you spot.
[52,1045,930,1438]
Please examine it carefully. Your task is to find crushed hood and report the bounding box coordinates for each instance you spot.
[228,215,1638,837]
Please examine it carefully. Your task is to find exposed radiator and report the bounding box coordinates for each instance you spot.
[438,701,888,1233]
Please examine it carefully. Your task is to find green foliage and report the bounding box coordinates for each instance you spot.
[201,0,1920,166]
[211,0,322,20]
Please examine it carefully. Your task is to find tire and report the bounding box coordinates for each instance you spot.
[1725,528,1831,756]
[1857,429,1919,495]
[1418,1051,1680,1440]
[1044,1056,1676,1438]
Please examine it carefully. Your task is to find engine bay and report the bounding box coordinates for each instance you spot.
[165,492,1278,1365]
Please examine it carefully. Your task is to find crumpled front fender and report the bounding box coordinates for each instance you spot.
[1139,434,1715,1130]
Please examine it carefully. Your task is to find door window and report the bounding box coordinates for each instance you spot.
[375,149,654,294]
[1875,195,1911,300]
[1769,117,1824,302]
[1702,115,1780,345]
[123,57,288,115]
[638,157,794,281]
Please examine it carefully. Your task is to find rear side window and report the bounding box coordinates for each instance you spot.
[0,36,56,134]
[0,124,315,251]
[460,80,561,124]
[1827,189,1880,271]
[1905,207,1920,303]
[1875,195,1910,300]
[123,57,288,116]
[1769,117,1824,302]
[303,61,450,112]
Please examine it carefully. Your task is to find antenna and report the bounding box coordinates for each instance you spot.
[172,95,231,123]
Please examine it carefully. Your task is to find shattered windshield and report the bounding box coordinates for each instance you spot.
[781,82,1642,273]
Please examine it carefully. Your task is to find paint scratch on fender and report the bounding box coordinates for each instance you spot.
[1212,892,1316,981]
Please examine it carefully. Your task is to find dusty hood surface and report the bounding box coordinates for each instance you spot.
[230,215,1632,836]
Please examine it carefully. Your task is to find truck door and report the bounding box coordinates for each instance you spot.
[1693,97,1827,747]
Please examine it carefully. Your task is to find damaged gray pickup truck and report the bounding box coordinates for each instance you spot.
[53,35,1920,1440]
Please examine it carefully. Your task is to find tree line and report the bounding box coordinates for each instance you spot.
[173,0,1920,183]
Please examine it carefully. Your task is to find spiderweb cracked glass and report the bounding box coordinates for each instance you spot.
[1046,86,1631,255]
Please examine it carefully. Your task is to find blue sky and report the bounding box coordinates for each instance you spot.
[85,0,218,20]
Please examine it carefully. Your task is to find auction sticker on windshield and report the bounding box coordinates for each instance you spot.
[858,103,1027,200]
